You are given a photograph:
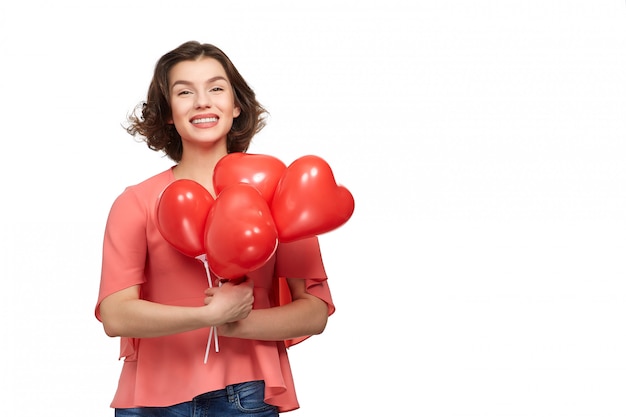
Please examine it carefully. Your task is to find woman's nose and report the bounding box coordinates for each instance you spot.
[195,91,212,108]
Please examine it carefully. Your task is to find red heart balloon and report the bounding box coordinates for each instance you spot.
[205,183,278,279]
[271,155,355,242]
[213,152,287,203]
[155,179,214,258]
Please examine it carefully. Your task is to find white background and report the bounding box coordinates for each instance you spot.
[1,1,625,416]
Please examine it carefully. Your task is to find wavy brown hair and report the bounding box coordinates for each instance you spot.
[125,41,267,162]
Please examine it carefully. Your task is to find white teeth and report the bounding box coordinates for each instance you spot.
[192,117,218,124]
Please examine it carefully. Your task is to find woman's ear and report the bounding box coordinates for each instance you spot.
[233,106,241,118]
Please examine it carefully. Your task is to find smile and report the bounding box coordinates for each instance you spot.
[192,117,218,124]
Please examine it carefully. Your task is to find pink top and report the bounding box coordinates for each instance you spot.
[95,168,335,412]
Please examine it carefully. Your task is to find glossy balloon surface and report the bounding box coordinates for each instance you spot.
[271,155,355,242]
[156,179,214,258]
[213,152,287,203]
[205,183,278,279]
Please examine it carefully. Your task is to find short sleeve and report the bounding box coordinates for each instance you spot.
[95,187,148,321]
[274,236,336,347]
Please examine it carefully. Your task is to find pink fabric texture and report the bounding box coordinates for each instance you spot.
[95,168,335,411]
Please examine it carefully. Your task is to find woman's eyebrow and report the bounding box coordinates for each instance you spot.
[171,76,228,88]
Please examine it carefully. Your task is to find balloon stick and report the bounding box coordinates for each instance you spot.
[198,255,220,363]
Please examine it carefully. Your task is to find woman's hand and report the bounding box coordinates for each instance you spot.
[203,277,254,326]
[213,278,328,340]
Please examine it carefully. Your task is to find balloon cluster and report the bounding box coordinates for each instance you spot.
[156,153,354,361]
[156,153,355,280]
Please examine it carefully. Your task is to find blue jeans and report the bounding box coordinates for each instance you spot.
[114,380,279,417]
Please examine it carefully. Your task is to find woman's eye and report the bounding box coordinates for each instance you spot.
[177,90,192,96]
[210,86,224,92]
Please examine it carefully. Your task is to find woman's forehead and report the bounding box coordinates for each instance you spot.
[169,58,229,84]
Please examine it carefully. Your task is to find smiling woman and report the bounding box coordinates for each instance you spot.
[95,41,335,417]
[124,42,267,164]
[168,59,242,165]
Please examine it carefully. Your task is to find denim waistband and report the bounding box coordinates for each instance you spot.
[193,380,264,401]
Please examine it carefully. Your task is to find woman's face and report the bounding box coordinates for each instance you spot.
[168,57,241,149]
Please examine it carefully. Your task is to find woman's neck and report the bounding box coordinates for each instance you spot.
[173,146,228,197]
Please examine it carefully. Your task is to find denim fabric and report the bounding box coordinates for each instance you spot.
[115,380,278,417]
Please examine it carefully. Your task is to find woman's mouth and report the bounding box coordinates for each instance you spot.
[192,117,218,124]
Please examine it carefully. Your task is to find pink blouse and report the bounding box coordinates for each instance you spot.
[95,168,335,412]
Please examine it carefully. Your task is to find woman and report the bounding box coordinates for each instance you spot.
[96,41,335,416]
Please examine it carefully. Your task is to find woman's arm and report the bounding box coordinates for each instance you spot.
[214,278,329,341]
[99,279,254,338]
